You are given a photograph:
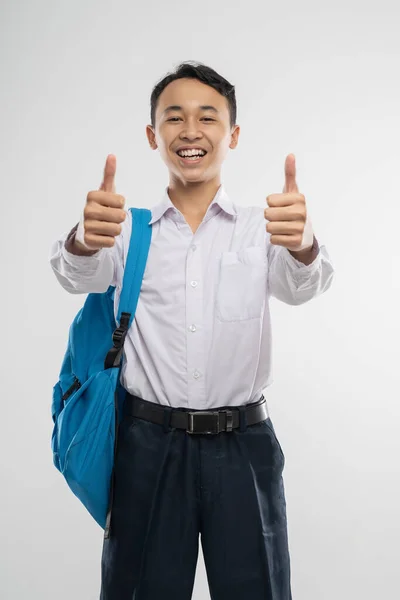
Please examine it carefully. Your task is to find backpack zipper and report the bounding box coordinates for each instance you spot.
[61,375,82,402]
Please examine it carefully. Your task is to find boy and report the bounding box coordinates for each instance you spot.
[50,61,334,600]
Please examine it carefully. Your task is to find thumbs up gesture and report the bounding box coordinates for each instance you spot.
[74,154,126,251]
[264,154,314,252]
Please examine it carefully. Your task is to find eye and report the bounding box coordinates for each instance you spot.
[166,117,216,122]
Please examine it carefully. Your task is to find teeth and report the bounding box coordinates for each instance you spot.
[177,149,206,157]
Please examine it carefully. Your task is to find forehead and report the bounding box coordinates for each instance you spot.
[157,78,229,115]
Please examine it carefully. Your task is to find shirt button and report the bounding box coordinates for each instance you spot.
[190,281,198,288]
[191,245,197,252]
[193,370,201,379]
[188,325,197,333]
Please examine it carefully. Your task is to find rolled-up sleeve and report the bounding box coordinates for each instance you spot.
[49,217,127,295]
[266,235,335,305]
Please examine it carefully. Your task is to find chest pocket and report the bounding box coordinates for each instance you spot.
[216,246,266,322]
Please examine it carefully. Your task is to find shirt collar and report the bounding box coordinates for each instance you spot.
[148,184,237,225]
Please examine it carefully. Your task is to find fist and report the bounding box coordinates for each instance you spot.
[264,154,314,252]
[75,154,126,251]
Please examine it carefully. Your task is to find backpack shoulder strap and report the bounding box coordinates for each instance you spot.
[116,208,152,328]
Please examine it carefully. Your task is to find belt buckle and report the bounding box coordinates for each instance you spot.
[186,410,233,434]
[187,411,220,434]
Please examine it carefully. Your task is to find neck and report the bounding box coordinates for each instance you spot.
[167,177,222,221]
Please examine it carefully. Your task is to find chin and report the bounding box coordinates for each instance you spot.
[170,166,209,182]
[179,175,208,185]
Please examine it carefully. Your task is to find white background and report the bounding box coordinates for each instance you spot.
[1,0,399,598]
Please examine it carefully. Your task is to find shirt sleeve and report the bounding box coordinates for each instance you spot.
[266,233,335,305]
[48,212,129,294]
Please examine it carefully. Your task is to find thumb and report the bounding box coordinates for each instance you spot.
[283,153,299,194]
[99,154,116,193]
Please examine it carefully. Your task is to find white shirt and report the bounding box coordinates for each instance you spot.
[49,184,335,409]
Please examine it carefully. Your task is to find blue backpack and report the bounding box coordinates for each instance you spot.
[51,208,152,539]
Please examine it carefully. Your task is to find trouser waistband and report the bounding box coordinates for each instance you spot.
[123,392,269,434]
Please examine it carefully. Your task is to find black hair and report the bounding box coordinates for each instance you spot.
[150,60,237,129]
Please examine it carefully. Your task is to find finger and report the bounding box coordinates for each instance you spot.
[266,220,303,235]
[84,202,126,223]
[100,154,116,193]
[80,233,116,248]
[87,190,125,209]
[268,234,300,248]
[266,193,304,207]
[264,206,301,221]
[85,219,123,236]
[283,153,299,194]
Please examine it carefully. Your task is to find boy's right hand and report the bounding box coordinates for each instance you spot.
[74,154,126,251]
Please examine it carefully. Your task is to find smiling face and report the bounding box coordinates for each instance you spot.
[146,78,240,185]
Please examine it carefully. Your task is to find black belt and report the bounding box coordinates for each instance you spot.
[123,392,269,434]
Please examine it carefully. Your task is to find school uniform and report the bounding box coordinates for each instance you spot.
[50,184,334,599]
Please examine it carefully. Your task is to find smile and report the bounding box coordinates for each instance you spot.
[176,152,208,165]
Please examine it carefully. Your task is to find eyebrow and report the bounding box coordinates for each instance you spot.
[162,105,219,115]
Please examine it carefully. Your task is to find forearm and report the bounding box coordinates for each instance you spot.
[64,223,99,257]
[288,235,320,265]
[49,223,116,294]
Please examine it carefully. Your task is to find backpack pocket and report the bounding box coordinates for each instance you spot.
[51,368,120,528]
[51,372,97,472]
[61,375,82,403]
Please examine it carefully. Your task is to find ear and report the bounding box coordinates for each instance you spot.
[146,125,157,150]
[229,125,240,150]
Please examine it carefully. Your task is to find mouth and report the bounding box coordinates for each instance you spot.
[175,150,208,166]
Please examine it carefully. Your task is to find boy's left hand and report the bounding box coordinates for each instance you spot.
[264,154,314,252]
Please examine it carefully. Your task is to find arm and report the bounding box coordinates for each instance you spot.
[49,213,129,294]
[288,235,320,265]
[64,223,100,256]
[267,234,335,305]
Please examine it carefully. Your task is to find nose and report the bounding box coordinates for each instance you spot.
[179,117,204,140]
[180,131,202,140]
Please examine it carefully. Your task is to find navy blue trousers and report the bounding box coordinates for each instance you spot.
[100,395,292,599]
